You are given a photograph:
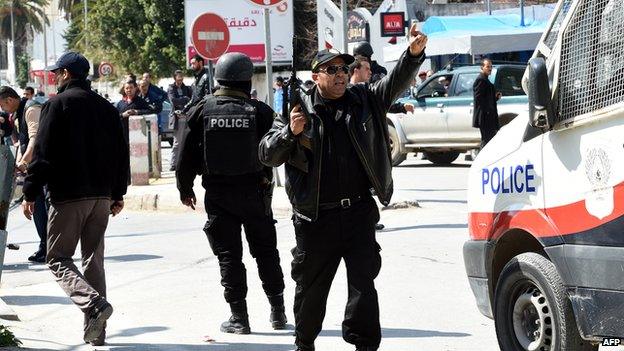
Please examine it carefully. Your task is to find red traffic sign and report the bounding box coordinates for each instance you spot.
[247,0,283,7]
[191,13,230,60]
[98,62,113,76]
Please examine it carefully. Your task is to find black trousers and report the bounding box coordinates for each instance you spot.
[292,196,382,350]
[203,183,285,303]
[480,125,498,148]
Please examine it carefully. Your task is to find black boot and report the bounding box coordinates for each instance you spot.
[268,294,287,330]
[220,301,250,334]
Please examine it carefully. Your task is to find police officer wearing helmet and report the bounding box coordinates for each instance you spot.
[176,52,287,334]
[353,41,388,83]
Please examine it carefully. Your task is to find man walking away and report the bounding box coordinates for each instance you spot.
[177,52,286,335]
[22,51,129,346]
[167,70,192,171]
[0,86,47,263]
[260,24,427,351]
[472,59,502,147]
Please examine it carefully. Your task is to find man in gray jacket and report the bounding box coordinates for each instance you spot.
[259,24,427,351]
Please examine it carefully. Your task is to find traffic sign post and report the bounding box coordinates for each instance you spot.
[191,13,231,60]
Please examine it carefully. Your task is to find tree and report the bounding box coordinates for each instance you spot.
[58,0,80,20]
[0,0,49,60]
[64,0,185,79]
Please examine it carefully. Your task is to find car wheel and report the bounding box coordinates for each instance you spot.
[424,151,459,165]
[388,125,406,166]
[494,253,597,351]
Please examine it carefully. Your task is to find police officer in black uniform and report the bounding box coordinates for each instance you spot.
[353,41,388,83]
[176,52,287,334]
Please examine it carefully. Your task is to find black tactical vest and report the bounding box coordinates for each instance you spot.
[201,94,263,176]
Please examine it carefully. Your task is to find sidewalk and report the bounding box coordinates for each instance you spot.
[123,147,293,219]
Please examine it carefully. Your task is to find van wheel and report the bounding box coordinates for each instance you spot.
[494,253,596,351]
[424,151,459,165]
[388,125,406,166]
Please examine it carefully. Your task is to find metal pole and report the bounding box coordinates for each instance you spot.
[84,0,88,47]
[341,0,348,53]
[10,0,16,85]
[520,0,525,26]
[43,12,48,95]
[486,0,492,15]
[264,8,273,110]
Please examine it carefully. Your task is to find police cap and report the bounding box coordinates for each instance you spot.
[215,52,254,82]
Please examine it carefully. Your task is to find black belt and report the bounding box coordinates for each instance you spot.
[318,195,366,210]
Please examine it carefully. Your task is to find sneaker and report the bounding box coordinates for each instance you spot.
[374,223,385,231]
[27,251,46,263]
[84,301,113,343]
[89,329,106,346]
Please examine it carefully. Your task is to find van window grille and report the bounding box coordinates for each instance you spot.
[557,0,624,122]
[543,0,573,49]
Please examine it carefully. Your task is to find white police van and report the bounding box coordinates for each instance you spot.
[463,0,624,350]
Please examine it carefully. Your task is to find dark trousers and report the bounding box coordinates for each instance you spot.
[203,183,285,303]
[33,191,48,254]
[480,125,498,148]
[292,197,382,350]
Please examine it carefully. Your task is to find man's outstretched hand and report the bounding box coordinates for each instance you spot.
[408,24,428,57]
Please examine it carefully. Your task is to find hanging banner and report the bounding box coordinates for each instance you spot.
[317,0,343,51]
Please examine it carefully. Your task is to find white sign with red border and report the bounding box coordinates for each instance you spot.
[98,62,113,76]
[184,0,293,64]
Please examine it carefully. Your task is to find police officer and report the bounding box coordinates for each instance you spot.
[176,52,287,334]
[260,25,427,351]
[353,41,388,83]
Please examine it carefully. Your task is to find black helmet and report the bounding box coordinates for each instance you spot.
[214,52,254,82]
[353,41,374,58]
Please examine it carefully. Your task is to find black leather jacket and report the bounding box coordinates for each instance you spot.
[259,49,425,221]
[182,67,210,114]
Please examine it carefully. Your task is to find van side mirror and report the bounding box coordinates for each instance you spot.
[527,57,554,129]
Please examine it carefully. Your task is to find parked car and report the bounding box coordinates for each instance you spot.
[159,100,173,145]
[386,64,528,166]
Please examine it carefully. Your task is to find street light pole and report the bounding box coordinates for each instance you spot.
[10,0,16,84]
[84,0,88,47]
[341,0,348,53]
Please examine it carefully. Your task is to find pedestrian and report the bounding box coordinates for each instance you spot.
[21,51,129,346]
[177,52,287,334]
[138,78,163,115]
[167,70,192,171]
[348,55,372,85]
[116,79,152,145]
[353,41,388,83]
[181,54,211,115]
[0,86,47,263]
[259,24,427,351]
[23,86,35,100]
[472,59,501,147]
[273,76,285,112]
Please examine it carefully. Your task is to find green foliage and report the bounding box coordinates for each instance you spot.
[65,0,185,79]
[16,53,30,88]
[0,0,49,59]
[0,325,21,347]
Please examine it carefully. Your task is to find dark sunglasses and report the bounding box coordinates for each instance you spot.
[319,65,349,75]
